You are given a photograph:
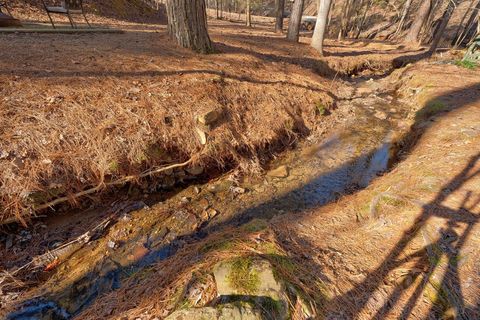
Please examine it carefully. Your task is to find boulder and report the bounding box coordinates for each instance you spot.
[213,258,288,319]
[165,307,218,320]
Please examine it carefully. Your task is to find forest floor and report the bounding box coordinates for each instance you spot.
[0,17,429,224]
[1,16,479,320]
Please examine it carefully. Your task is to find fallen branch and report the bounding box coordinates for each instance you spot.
[1,150,201,226]
[35,157,193,211]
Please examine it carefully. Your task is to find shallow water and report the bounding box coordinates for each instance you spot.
[7,93,407,319]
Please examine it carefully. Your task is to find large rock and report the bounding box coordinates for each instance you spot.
[214,259,282,297]
[213,258,288,319]
[165,307,217,320]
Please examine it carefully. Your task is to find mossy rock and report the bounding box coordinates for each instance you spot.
[213,258,289,320]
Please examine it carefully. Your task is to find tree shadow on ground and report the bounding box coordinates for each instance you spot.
[4,84,480,319]
[275,152,480,319]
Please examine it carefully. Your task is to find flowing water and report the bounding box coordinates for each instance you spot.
[6,89,411,319]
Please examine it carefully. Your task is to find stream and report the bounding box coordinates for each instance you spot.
[5,84,412,320]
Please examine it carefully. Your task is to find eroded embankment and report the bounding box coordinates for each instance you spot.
[0,55,446,320]
[0,15,437,226]
[0,43,334,225]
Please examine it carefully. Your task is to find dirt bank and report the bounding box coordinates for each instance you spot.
[0,17,430,225]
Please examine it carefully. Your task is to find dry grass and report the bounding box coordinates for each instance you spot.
[77,224,327,319]
[0,3,349,224]
[0,70,330,223]
[0,7,428,225]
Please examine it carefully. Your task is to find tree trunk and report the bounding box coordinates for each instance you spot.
[347,0,365,37]
[404,0,431,44]
[429,0,460,54]
[275,0,285,33]
[311,0,332,55]
[246,0,251,27]
[166,0,213,53]
[454,0,480,47]
[338,0,351,40]
[452,0,475,44]
[355,0,373,38]
[395,0,412,35]
[215,0,219,19]
[287,0,304,42]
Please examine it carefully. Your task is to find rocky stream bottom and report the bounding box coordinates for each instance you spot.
[2,73,418,320]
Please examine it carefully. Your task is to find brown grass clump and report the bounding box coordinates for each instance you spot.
[77,225,327,319]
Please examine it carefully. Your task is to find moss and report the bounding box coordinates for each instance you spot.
[425,280,450,312]
[258,298,285,320]
[315,101,328,116]
[134,152,148,164]
[200,239,235,253]
[416,100,447,120]
[314,279,331,301]
[454,59,478,70]
[178,298,193,310]
[227,257,260,295]
[259,242,279,255]
[242,219,269,233]
[270,255,296,285]
[108,160,119,173]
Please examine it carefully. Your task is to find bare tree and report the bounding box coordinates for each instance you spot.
[355,0,373,39]
[338,0,351,40]
[275,0,285,33]
[404,0,431,44]
[452,0,476,44]
[311,0,332,55]
[287,0,305,42]
[246,0,252,27]
[454,0,480,47]
[429,0,460,54]
[395,0,412,36]
[166,0,213,53]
